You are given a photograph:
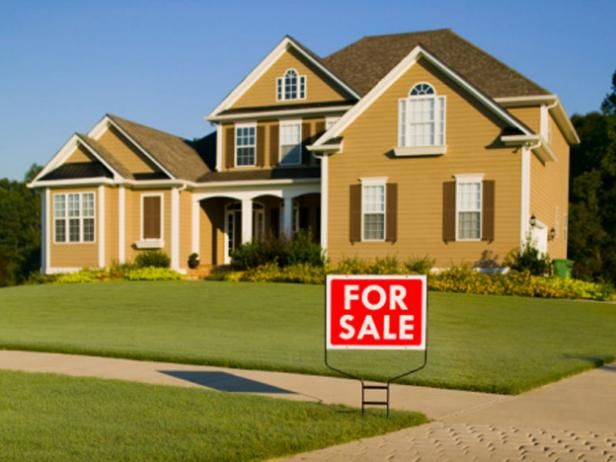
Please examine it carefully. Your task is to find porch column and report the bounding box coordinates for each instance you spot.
[241,198,253,244]
[282,195,293,238]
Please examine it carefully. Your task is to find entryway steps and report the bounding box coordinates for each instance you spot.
[187,265,215,280]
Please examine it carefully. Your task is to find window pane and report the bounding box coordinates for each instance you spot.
[362,185,385,213]
[236,126,256,165]
[82,193,95,218]
[458,211,480,239]
[68,194,80,217]
[55,219,66,242]
[280,123,301,165]
[458,182,481,211]
[69,218,80,242]
[83,218,95,242]
[54,195,65,219]
[363,214,384,240]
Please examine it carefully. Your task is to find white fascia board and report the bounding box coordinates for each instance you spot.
[29,177,116,189]
[30,133,122,186]
[207,36,359,120]
[496,95,580,144]
[500,134,556,162]
[208,105,352,123]
[189,177,320,190]
[313,46,533,148]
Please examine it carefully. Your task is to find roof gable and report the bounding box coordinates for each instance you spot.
[323,29,549,99]
[313,45,532,148]
[208,36,359,119]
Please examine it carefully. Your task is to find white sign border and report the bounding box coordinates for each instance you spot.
[326,274,428,351]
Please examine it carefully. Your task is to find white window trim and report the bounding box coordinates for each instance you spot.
[52,192,96,245]
[276,68,307,102]
[397,87,447,150]
[138,192,165,247]
[359,177,387,242]
[234,122,257,168]
[278,119,303,166]
[454,174,484,242]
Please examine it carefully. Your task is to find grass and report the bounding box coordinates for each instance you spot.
[0,370,426,461]
[0,281,615,394]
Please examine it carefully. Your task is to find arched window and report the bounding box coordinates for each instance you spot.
[276,68,306,101]
[398,82,446,148]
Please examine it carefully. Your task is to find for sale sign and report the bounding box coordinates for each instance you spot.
[326,275,427,350]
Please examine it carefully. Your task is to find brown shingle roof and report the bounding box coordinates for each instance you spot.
[107,114,211,181]
[39,162,113,181]
[323,29,549,98]
[197,167,320,183]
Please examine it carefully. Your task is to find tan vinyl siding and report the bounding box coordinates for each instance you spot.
[508,106,541,133]
[179,190,193,269]
[529,113,570,259]
[97,126,159,174]
[231,48,348,109]
[199,198,226,266]
[221,118,325,171]
[105,187,119,266]
[327,58,522,266]
[124,189,172,263]
[49,187,99,268]
[65,145,95,163]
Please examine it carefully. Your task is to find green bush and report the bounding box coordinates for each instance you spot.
[135,250,170,269]
[231,231,323,270]
[54,269,107,284]
[505,238,552,276]
[124,267,183,281]
[404,256,435,274]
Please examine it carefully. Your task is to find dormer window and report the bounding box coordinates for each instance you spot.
[276,68,306,101]
[396,82,446,156]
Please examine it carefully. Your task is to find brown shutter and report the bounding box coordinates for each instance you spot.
[143,196,161,239]
[349,184,362,243]
[269,124,279,167]
[302,121,312,165]
[482,180,495,242]
[225,126,235,169]
[256,125,265,167]
[386,183,398,242]
[442,181,456,242]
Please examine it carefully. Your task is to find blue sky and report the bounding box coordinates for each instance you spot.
[1,0,614,180]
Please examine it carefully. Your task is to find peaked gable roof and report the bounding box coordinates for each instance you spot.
[105,114,211,182]
[208,35,360,119]
[323,29,550,98]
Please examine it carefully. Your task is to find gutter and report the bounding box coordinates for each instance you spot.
[501,134,556,163]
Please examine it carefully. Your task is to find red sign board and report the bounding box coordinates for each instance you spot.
[326,275,427,350]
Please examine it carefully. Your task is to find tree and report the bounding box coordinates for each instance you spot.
[568,70,616,283]
[0,164,42,286]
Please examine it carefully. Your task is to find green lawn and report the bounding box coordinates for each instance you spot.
[0,370,424,461]
[0,281,615,394]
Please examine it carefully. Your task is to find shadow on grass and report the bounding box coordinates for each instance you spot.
[562,353,614,368]
[159,370,296,394]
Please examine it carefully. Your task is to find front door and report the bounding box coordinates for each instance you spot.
[224,202,265,264]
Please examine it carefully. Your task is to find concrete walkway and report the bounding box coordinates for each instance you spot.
[1,350,615,461]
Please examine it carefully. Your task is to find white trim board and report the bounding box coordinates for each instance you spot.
[208,105,353,123]
[313,45,533,149]
[207,36,359,120]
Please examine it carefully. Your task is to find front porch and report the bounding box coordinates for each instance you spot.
[191,182,321,266]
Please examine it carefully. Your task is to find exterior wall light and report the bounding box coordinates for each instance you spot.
[529,215,537,227]
[549,228,556,240]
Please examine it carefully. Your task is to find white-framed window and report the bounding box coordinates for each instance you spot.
[455,175,483,241]
[398,82,446,147]
[279,120,302,166]
[361,178,387,241]
[141,193,164,241]
[53,192,95,243]
[276,68,306,101]
[235,123,256,166]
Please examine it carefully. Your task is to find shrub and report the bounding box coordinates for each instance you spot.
[135,250,170,268]
[25,271,57,285]
[505,238,552,276]
[231,231,323,270]
[54,269,107,284]
[108,262,137,279]
[124,267,183,281]
[330,257,372,274]
[404,256,435,274]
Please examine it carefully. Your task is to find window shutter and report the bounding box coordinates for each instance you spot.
[482,180,495,242]
[225,126,235,169]
[442,181,456,242]
[386,183,398,242]
[302,121,312,165]
[269,124,279,167]
[143,196,161,239]
[349,184,362,243]
[256,125,265,167]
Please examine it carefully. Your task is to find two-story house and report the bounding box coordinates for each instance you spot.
[29,29,579,274]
